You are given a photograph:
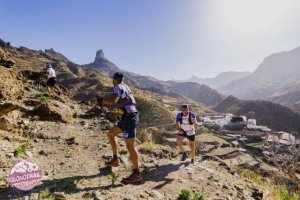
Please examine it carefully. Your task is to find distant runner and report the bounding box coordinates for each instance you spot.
[175,104,198,164]
[97,72,142,183]
[45,63,57,94]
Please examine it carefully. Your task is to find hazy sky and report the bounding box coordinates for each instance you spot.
[1,0,300,80]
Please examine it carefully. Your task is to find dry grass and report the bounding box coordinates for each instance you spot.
[240,169,300,200]
[138,140,156,154]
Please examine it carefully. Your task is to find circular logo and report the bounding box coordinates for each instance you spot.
[8,159,43,191]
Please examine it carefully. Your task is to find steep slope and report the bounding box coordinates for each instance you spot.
[174,71,251,89]
[86,49,166,89]
[219,46,300,102]
[166,81,225,107]
[266,78,300,113]
[0,49,23,101]
[86,49,121,75]
[214,96,300,133]
[268,90,300,112]
[290,102,300,113]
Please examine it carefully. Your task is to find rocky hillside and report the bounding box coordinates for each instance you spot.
[86,49,224,107]
[266,79,300,113]
[219,46,300,113]
[213,96,300,133]
[0,40,214,127]
[165,81,225,107]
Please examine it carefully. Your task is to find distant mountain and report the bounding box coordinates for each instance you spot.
[267,90,300,113]
[86,50,169,88]
[86,50,224,107]
[87,49,121,75]
[218,46,300,112]
[174,71,250,89]
[213,96,300,133]
[165,81,225,107]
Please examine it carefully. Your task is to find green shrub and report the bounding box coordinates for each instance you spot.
[139,140,156,154]
[177,189,190,200]
[39,189,55,200]
[21,76,28,83]
[177,187,205,200]
[241,169,262,185]
[14,142,31,156]
[32,115,40,121]
[35,93,49,102]
[108,172,119,185]
[39,190,50,198]
[273,185,299,200]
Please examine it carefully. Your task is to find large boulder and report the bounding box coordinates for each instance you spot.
[0,49,23,101]
[0,102,21,117]
[0,39,10,48]
[0,116,13,131]
[0,67,24,101]
[0,48,15,68]
[31,100,74,123]
[0,110,20,131]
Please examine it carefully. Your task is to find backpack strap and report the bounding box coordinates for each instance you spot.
[122,83,136,105]
[180,112,183,124]
[188,112,193,125]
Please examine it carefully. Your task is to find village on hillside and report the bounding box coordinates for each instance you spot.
[197,113,299,180]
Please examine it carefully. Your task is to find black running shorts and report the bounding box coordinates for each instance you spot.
[178,131,195,141]
[116,112,139,139]
[46,77,57,87]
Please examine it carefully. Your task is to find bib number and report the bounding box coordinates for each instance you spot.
[186,129,195,136]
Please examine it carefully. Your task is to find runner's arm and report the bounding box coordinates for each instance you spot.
[176,122,181,130]
[175,113,183,131]
[191,113,199,127]
[103,94,120,105]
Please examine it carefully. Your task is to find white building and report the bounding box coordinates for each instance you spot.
[215,119,229,128]
[248,119,257,126]
[267,132,297,145]
[225,114,233,122]
[241,115,247,122]
[279,132,296,145]
[247,124,271,132]
[267,134,279,143]
[201,117,213,123]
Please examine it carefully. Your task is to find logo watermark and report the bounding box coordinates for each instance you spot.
[8,159,43,191]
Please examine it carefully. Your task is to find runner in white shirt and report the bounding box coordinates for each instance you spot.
[175,104,199,164]
[45,64,57,93]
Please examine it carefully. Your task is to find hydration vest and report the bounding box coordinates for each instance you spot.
[179,112,193,125]
[116,83,137,115]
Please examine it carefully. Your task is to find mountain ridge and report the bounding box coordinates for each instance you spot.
[218,46,300,112]
[172,71,251,89]
[85,49,225,107]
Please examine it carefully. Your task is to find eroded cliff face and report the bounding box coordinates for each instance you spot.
[0,48,23,101]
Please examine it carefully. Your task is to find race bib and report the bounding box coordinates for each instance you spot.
[186,128,195,136]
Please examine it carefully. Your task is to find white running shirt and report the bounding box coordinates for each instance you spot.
[46,68,56,79]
